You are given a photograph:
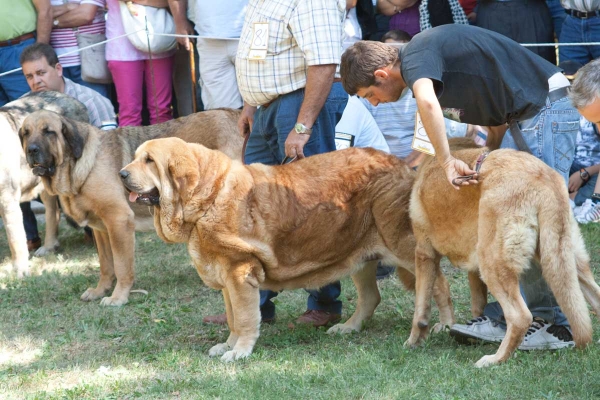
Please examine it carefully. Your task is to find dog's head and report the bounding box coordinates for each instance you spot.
[19,110,87,177]
[120,137,203,243]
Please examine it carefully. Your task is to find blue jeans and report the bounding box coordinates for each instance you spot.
[20,201,39,241]
[245,82,348,319]
[570,160,599,206]
[559,15,600,65]
[546,0,566,39]
[487,95,579,327]
[62,65,110,98]
[0,37,35,106]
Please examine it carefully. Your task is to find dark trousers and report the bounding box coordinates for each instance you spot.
[20,201,39,241]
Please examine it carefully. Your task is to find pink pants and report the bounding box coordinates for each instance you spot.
[108,57,174,126]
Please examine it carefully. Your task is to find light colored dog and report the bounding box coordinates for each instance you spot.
[119,137,455,362]
[19,109,244,305]
[0,92,89,277]
[406,139,600,367]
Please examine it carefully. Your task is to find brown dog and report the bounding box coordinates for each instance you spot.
[19,109,243,305]
[119,137,455,361]
[406,139,600,367]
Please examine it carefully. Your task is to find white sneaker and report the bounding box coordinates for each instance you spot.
[575,199,594,221]
[578,201,600,224]
[449,316,506,344]
[518,318,574,351]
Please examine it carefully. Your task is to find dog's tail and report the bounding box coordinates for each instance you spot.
[538,189,594,348]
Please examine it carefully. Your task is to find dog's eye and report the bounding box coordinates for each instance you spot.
[146,156,153,163]
[43,129,55,136]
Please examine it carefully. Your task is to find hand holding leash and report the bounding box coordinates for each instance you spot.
[444,156,479,189]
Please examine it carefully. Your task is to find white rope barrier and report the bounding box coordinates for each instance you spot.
[1,28,599,78]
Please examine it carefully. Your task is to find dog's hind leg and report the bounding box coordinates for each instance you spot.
[468,271,488,318]
[328,260,380,335]
[405,242,441,347]
[432,269,455,332]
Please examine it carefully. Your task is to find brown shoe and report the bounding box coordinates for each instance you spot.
[202,313,275,325]
[27,237,42,252]
[296,310,341,327]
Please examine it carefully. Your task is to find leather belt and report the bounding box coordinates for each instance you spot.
[261,78,343,109]
[508,86,570,154]
[566,9,598,19]
[0,32,35,47]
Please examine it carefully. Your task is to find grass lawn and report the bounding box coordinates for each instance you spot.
[0,219,599,400]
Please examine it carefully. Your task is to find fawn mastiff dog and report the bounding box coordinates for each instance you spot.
[406,138,600,367]
[119,137,456,362]
[19,109,244,305]
[1,92,89,277]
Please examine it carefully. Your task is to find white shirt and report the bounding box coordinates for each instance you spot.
[335,96,390,152]
[194,0,248,38]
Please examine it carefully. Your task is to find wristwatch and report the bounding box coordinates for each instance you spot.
[580,168,591,181]
[53,18,59,27]
[294,122,313,135]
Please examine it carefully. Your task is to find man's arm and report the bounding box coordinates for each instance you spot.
[168,0,193,50]
[284,64,337,159]
[32,0,52,44]
[412,77,477,188]
[52,4,99,29]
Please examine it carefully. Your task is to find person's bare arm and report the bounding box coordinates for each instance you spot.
[377,0,419,16]
[52,4,98,28]
[127,0,169,7]
[168,0,193,50]
[346,0,357,10]
[52,2,77,18]
[32,0,52,44]
[413,78,477,188]
[484,124,508,150]
[284,64,337,159]
[404,150,427,169]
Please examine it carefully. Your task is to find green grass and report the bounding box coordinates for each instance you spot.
[1,220,600,399]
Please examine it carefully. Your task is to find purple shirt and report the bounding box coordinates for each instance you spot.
[389,1,421,37]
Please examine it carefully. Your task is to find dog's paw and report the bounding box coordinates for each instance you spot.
[209,343,230,357]
[15,268,30,279]
[80,288,105,302]
[33,244,58,257]
[475,354,500,368]
[431,323,449,334]
[221,348,252,362]
[99,296,128,306]
[327,323,360,335]
[403,334,425,349]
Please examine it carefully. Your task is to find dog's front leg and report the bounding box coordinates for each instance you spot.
[208,287,239,357]
[81,229,115,301]
[35,192,60,256]
[405,243,439,348]
[98,216,135,306]
[0,186,29,277]
[210,269,261,362]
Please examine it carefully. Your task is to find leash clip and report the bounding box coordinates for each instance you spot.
[281,155,297,165]
[451,151,490,186]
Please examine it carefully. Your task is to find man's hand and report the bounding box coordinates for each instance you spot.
[568,171,585,193]
[174,19,194,50]
[238,104,257,137]
[167,0,193,50]
[284,129,311,159]
[442,156,478,190]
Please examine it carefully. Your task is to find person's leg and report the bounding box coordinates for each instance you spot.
[0,38,36,106]
[584,16,600,61]
[20,201,40,250]
[546,0,566,39]
[196,38,243,110]
[559,15,591,65]
[144,56,174,125]
[108,60,144,127]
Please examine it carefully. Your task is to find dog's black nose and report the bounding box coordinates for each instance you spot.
[119,170,130,180]
[27,144,40,155]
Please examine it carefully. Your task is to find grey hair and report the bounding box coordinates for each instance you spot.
[570,58,600,109]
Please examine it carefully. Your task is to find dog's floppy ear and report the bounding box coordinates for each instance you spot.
[168,152,200,203]
[18,125,28,149]
[61,116,88,159]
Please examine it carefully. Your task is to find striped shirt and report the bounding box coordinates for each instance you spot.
[51,1,107,68]
[236,0,346,107]
[561,0,600,11]
[64,77,115,127]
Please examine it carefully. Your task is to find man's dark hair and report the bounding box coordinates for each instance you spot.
[340,41,399,95]
[20,43,60,67]
[381,30,412,43]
